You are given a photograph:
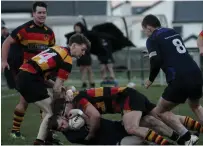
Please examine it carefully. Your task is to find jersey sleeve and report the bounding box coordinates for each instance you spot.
[57,55,72,80]
[73,94,90,112]
[10,25,24,43]
[146,38,162,82]
[49,31,56,46]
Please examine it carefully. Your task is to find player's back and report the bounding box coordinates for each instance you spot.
[149,28,201,81]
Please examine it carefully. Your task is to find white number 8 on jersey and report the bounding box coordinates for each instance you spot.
[172,38,186,54]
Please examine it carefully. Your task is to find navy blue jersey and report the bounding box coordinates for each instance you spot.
[146,27,201,83]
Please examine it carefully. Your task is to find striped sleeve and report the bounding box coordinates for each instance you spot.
[10,26,24,43]
[57,55,72,80]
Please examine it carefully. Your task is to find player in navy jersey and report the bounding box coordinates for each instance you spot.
[142,14,203,145]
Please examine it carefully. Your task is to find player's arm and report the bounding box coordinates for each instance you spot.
[75,97,101,140]
[2,26,23,71]
[197,31,203,55]
[53,54,72,99]
[147,39,162,82]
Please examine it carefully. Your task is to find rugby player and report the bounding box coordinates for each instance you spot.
[48,109,145,145]
[142,14,203,145]
[1,2,55,139]
[50,86,203,144]
[197,30,203,55]
[15,33,90,144]
[52,87,180,145]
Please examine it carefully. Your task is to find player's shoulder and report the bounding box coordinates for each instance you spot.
[44,24,54,34]
[12,20,33,32]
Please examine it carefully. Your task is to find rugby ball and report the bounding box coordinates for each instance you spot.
[127,82,136,89]
[68,115,85,130]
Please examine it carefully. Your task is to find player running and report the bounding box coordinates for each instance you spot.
[142,14,203,145]
[15,33,90,144]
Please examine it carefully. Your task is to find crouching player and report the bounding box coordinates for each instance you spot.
[15,34,90,144]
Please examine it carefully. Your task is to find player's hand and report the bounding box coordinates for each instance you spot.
[68,109,83,119]
[65,89,74,102]
[145,80,152,89]
[1,60,10,72]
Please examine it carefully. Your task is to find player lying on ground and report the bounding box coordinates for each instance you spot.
[51,87,202,145]
[14,34,90,144]
[142,14,203,145]
[48,109,146,145]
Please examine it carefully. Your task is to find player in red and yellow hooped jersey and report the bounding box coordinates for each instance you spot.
[198,30,203,55]
[66,87,172,144]
[15,33,90,144]
[1,2,56,140]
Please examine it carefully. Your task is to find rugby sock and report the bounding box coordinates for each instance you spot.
[11,109,25,132]
[177,131,191,145]
[145,129,171,145]
[170,131,179,141]
[184,116,203,133]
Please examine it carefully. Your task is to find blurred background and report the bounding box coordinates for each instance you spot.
[1,0,203,86]
[1,1,203,145]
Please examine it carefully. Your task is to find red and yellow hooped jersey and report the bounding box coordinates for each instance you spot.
[73,87,127,114]
[11,20,55,62]
[20,46,72,80]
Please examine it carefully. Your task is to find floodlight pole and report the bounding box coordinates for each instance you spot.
[122,16,131,82]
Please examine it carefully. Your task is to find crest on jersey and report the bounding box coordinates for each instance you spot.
[44,34,49,40]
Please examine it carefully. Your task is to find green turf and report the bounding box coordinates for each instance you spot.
[1,85,203,145]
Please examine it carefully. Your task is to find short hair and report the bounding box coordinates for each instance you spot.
[69,33,91,50]
[32,1,47,12]
[142,14,161,28]
[48,115,60,131]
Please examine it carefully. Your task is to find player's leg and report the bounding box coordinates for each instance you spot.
[34,97,53,144]
[106,63,115,79]
[10,96,28,139]
[79,66,87,88]
[121,88,172,145]
[100,64,107,81]
[188,99,203,125]
[86,66,95,88]
[177,115,203,133]
[150,97,199,145]
[187,82,203,125]
[140,115,179,142]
